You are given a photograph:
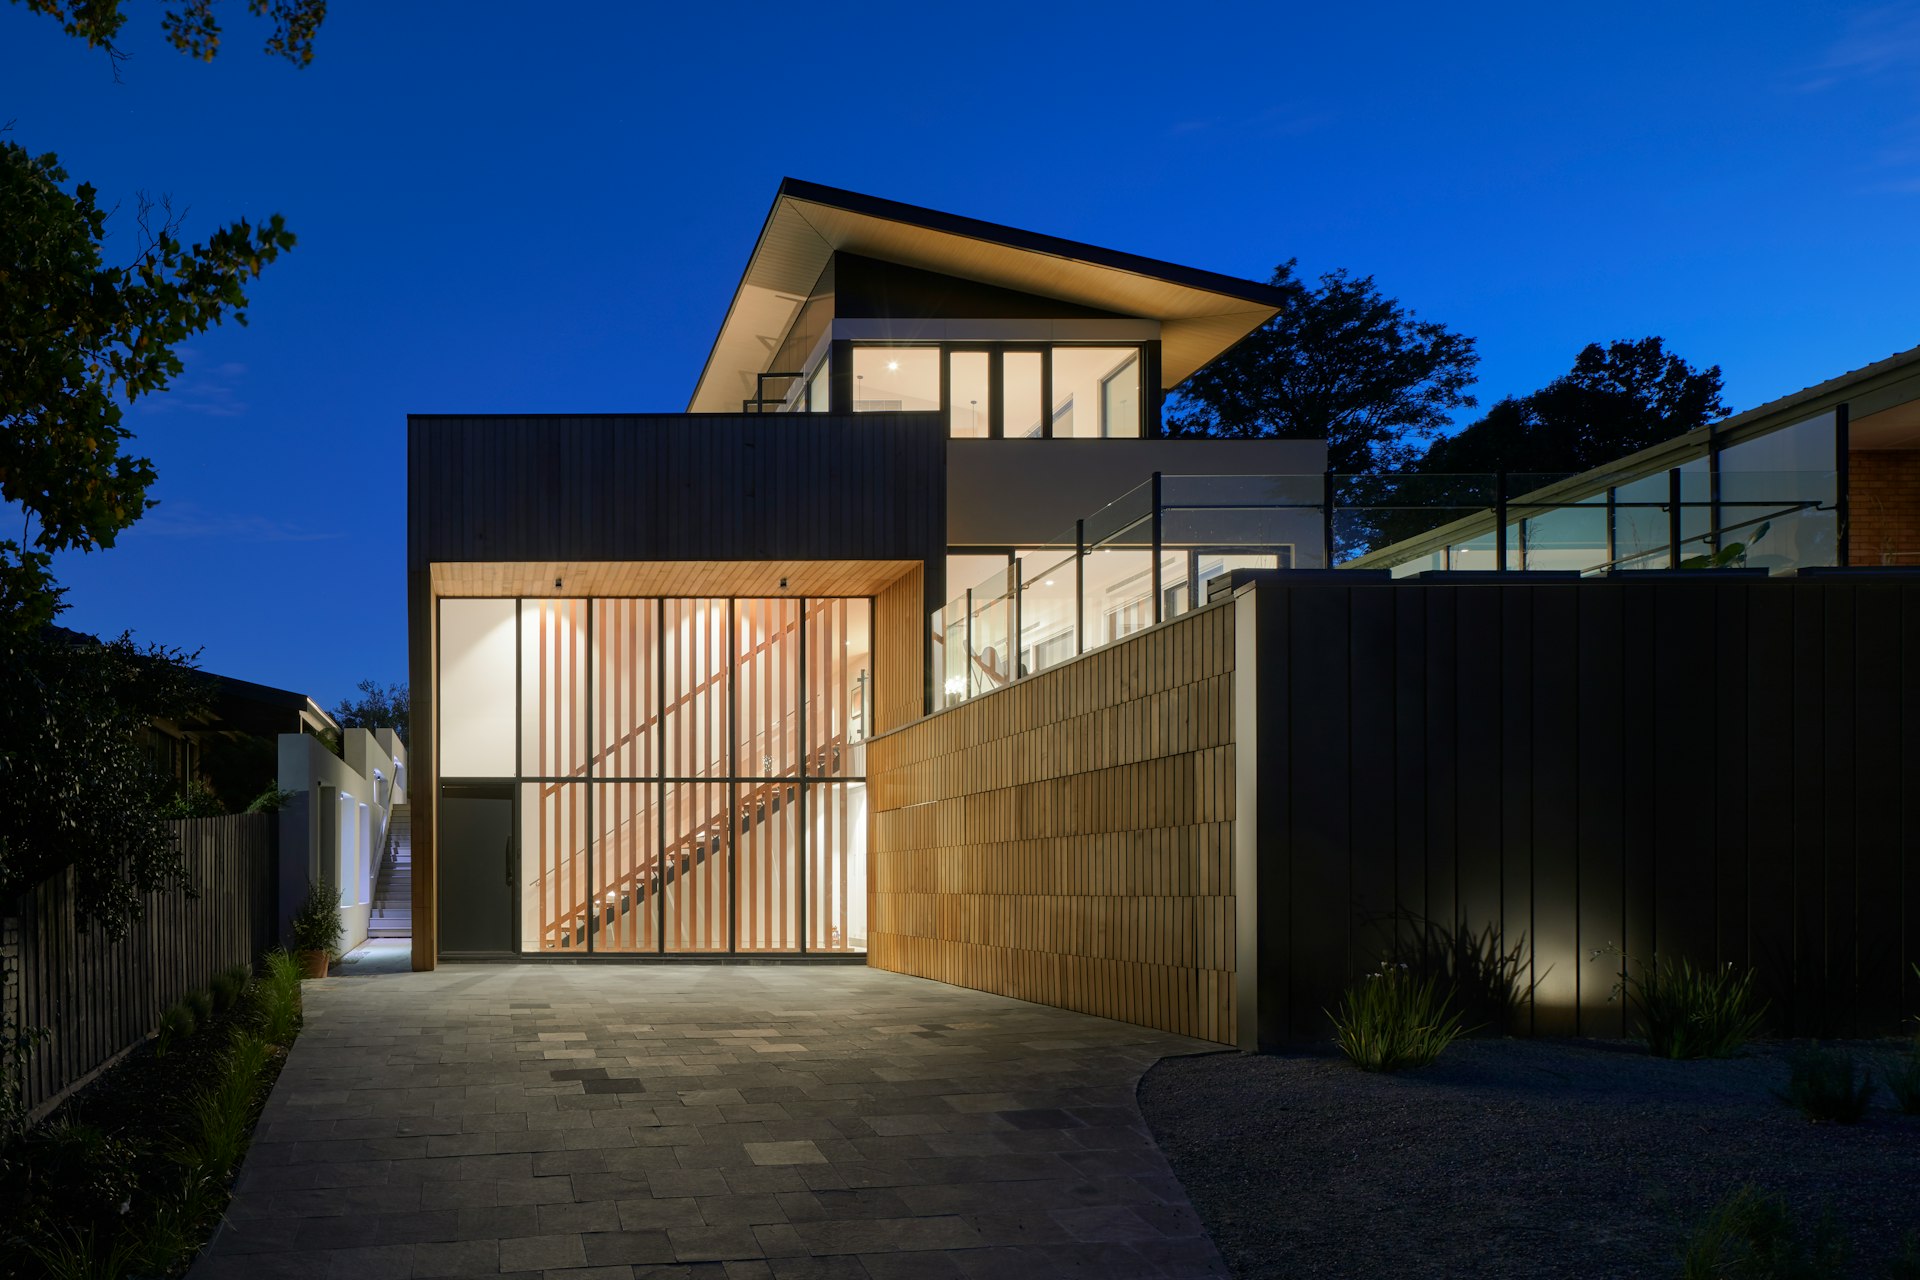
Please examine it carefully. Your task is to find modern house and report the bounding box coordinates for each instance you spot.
[409,180,1919,1047]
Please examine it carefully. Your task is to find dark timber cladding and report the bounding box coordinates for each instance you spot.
[407,412,947,573]
[1238,570,1920,1047]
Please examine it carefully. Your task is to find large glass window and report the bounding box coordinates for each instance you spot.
[1004,351,1044,438]
[948,351,989,438]
[1717,413,1837,571]
[438,599,516,778]
[1052,347,1141,438]
[852,346,939,412]
[497,596,870,956]
[848,342,1149,438]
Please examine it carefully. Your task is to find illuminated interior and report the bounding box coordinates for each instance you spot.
[438,596,871,954]
[844,342,1147,438]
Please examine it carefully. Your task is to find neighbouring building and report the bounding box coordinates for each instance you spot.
[409,180,1919,1046]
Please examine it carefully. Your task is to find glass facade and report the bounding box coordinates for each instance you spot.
[439,596,871,955]
[837,341,1150,438]
[932,415,1841,709]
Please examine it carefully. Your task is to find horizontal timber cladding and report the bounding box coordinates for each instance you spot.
[406,412,947,570]
[1245,571,1920,1045]
[867,602,1237,1044]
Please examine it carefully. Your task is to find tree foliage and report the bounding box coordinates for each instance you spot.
[0,629,210,936]
[1166,260,1480,473]
[0,143,295,630]
[10,0,326,64]
[332,679,409,747]
[1419,337,1728,477]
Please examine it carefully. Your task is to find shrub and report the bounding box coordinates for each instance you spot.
[184,988,214,1025]
[246,784,293,813]
[1678,1184,1848,1280]
[290,877,342,961]
[156,1002,196,1057]
[1594,944,1766,1059]
[1409,917,1536,1036]
[1883,1042,1920,1116]
[1777,1045,1875,1123]
[1329,962,1468,1072]
[210,963,251,1014]
[25,1121,141,1224]
[159,778,225,819]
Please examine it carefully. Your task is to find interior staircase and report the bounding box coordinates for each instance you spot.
[541,737,849,950]
[368,803,412,938]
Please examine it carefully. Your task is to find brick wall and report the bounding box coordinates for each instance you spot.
[1849,450,1920,565]
[867,603,1239,1044]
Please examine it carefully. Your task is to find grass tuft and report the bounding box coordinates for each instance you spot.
[1776,1045,1875,1123]
[1329,962,1468,1072]
[1594,944,1767,1059]
[253,949,303,1045]
[1678,1184,1848,1280]
[181,1031,272,1177]
[155,1002,196,1057]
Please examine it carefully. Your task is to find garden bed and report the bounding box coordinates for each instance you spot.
[1140,1039,1920,1279]
[0,953,305,1279]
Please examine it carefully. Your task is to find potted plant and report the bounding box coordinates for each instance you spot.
[290,877,342,978]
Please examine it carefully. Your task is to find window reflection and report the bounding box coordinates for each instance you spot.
[1052,347,1140,438]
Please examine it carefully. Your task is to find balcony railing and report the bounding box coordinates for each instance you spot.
[932,468,1840,709]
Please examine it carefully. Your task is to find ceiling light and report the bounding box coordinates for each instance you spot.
[1044,580,1055,587]
[887,360,899,372]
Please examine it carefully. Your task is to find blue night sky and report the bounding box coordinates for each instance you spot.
[5,2,1918,708]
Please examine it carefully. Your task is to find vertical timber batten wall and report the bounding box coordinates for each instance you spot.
[867,603,1238,1044]
[1245,571,1920,1045]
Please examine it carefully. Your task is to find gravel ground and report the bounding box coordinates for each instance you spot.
[1138,1039,1920,1279]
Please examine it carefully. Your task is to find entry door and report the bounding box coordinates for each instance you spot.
[439,785,515,954]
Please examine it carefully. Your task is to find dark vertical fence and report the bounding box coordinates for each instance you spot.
[1248,572,1920,1045]
[3,813,279,1118]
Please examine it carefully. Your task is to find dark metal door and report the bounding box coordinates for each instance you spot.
[439,785,515,954]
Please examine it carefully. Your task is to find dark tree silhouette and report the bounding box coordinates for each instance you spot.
[1166,260,1479,474]
[332,680,410,748]
[1419,338,1728,478]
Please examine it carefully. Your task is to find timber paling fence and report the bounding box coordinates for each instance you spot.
[2,813,280,1120]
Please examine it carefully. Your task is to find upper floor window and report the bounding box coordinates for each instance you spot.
[846,342,1148,438]
[852,347,939,412]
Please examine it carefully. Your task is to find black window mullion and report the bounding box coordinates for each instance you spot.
[727,600,738,956]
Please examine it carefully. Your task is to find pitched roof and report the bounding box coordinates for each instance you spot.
[689,179,1288,412]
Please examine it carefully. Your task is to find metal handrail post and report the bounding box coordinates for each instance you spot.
[1150,472,1164,625]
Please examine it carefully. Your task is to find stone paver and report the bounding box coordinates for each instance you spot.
[193,961,1228,1279]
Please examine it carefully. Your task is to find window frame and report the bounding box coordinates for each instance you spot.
[844,341,1154,439]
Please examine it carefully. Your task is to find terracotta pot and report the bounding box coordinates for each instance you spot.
[300,949,330,979]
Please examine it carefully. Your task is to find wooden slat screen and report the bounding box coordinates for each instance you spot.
[867,602,1239,1044]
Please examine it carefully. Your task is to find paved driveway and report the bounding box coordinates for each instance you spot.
[195,961,1229,1279]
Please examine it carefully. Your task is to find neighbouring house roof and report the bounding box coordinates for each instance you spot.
[688,178,1289,413]
[206,672,339,739]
